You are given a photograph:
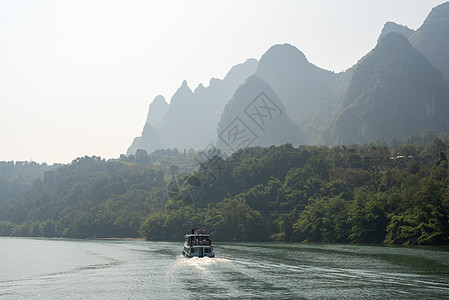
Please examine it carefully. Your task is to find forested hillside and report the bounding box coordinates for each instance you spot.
[0,155,168,238]
[0,149,201,238]
[2,133,447,245]
[0,161,56,205]
[141,132,449,245]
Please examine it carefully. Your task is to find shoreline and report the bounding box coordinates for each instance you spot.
[94,237,145,240]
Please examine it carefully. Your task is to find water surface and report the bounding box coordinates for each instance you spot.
[1,238,448,299]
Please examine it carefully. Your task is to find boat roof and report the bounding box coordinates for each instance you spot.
[185,233,210,237]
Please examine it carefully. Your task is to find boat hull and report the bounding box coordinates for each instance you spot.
[182,247,215,258]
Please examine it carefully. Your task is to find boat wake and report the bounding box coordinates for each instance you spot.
[171,256,231,270]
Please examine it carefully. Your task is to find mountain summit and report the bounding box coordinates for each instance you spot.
[128,2,449,155]
[256,43,338,115]
[217,75,304,151]
[127,59,258,155]
[145,95,169,127]
[378,22,414,41]
[410,1,449,82]
[327,32,449,144]
[255,43,344,144]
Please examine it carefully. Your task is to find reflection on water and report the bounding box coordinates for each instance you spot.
[0,238,448,299]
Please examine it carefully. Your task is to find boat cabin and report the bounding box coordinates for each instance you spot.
[182,228,215,258]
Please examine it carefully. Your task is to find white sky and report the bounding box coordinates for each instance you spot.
[0,0,446,164]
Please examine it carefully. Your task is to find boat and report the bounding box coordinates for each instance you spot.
[182,228,215,258]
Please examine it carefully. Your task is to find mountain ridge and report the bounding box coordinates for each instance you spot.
[217,75,304,151]
[128,1,449,155]
[127,58,258,155]
[326,32,449,145]
[410,1,449,82]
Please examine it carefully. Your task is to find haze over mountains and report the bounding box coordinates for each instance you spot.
[326,32,449,144]
[217,75,304,151]
[128,2,449,155]
[128,59,258,154]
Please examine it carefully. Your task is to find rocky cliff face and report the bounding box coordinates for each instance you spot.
[255,43,349,144]
[326,32,449,144]
[146,95,169,127]
[378,3,449,83]
[128,2,449,155]
[127,59,258,155]
[127,95,168,155]
[256,43,338,116]
[378,22,414,41]
[409,2,449,83]
[217,75,304,151]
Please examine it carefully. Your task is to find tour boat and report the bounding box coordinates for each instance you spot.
[182,228,215,258]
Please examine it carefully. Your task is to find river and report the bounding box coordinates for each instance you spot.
[0,237,448,299]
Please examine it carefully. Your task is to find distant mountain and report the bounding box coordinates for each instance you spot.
[256,44,337,113]
[325,32,449,144]
[409,1,449,82]
[146,95,169,127]
[375,3,449,83]
[128,124,161,155]
[127,95,168,155]
[128,2,449,154]
[378,22,414,41]
[127,59,258,155]
[255,43,350,144]
[217,75,304,151]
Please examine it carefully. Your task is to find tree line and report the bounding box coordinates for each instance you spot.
[141,137,449,245]
[0,135,448,245]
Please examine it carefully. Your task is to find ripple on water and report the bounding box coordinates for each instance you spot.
[1,238,449,299]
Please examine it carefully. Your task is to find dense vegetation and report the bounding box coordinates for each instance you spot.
[1,134,448,245]
[140,135,449,245]
[0,161,56,205]
[0,155,166,238]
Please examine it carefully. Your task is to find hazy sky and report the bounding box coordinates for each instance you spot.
[0,0,446,164]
